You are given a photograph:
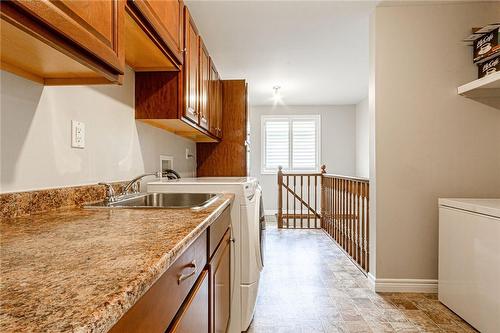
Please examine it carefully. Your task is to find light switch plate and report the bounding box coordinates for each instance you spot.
[71,120,85,148]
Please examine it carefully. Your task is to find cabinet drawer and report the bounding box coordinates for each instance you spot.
[208,207,231,258]
[109,230,207,333]
[168,269,210,333]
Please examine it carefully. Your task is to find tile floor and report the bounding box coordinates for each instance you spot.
[247,217,477,333]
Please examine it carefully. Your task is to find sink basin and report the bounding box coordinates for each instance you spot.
[85,192,220,209]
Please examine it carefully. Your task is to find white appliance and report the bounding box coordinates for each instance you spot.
[438,198,500,333]
[148,177,263,332]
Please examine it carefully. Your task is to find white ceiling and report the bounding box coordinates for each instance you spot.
[186,1,376,106]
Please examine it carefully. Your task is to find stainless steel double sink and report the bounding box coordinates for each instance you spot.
[85,192,220,209]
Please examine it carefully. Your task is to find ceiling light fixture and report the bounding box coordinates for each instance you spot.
[272,85,283,106]
[273,86,281,96]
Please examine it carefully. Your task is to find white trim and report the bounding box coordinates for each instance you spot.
[261,114,321,174]
[368,274,438,293]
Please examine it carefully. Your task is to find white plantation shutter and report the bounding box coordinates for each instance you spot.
[264,120,289,169]
[292,120,317,170]
[262,115,320,173]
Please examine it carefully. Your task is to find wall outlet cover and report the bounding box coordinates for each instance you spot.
[71,120,85,149]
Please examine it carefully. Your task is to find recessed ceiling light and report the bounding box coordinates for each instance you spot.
[273,86,281,96]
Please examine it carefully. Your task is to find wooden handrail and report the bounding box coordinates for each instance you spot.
[323,173,369,182]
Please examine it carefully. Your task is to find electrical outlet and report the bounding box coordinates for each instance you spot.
[71,120,85,148]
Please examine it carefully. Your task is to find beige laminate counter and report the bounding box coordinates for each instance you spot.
[0,194,233,332]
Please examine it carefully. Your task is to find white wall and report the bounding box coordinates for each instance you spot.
[355,97,369,178]
[370,2,500,280]
[249,105,356,211]
[0,68,196,193]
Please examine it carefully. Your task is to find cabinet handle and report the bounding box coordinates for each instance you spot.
[177,260,197,284]
[181,48,187,53]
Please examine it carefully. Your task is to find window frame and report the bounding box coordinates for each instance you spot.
[261,114,321,174]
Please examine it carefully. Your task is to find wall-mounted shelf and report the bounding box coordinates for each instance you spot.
[458,72,500,109]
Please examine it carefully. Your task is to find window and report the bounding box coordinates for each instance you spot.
[261,115,320,173]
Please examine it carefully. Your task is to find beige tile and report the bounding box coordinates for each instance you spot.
[247,224,453,333]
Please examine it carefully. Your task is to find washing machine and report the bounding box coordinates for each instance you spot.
[147,177,264,332]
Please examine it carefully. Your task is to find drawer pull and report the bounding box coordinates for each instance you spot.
[178,260,197,284]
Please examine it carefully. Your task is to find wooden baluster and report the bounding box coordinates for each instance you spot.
[363,182,367,270]
[333,178,340,244]
[354,181,361,265]
[307,176,310,228]
[328,177,332,235]
[286,175,289,229]
[361,182,366,270]
[339,179,343,249]
[366,182,370,272]
[348,180,352,256]
[314,174,318,228]
[277,167,283,229]
[293,175,296,228]
[332,178,339,243]
[338,179,341,246]
[329,178,332,236]
[300,176,303,228]
[350,180,354,258]
[345,179,348,251]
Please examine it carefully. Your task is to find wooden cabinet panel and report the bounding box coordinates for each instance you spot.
[197,80,248,177]
[199,37,210,130]
[127,0,183,64]
[8,0,124,74]
[109,231,207,333]
[210,230,231,333]
[209,59,223,138]
[168,269,210,333]
[183,7,199,124]
[209,207,230,258]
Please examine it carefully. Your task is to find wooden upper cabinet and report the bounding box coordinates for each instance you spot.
[199,37,210,131]
[183,7,199,124]
[209,59,223,139]
[1,0,124,84]
[126,0,183,65]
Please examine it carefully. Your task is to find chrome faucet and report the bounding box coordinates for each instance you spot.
[122,172,161,195]
[98,170,179,202]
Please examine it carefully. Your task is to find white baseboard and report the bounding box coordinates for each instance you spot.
[368,273,437,293]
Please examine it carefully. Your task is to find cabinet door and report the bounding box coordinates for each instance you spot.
[209,60,222,138]
[128,0,183,63]
[183,7,199,124]
[215,77,223,138]
[10,0,124,74]
[210,230,231,333]
[199,37,210,130]
[169,269,209,333]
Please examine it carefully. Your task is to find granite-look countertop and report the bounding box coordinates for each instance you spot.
[0,194,233,332]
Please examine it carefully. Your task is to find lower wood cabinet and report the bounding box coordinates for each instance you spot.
[109,231,207,333]
[168,269,210,333]
[210,230,231,333]
[109,207,231,333]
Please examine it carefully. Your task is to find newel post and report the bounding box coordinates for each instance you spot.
[277,166,283,229]
[320,165,326,228]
